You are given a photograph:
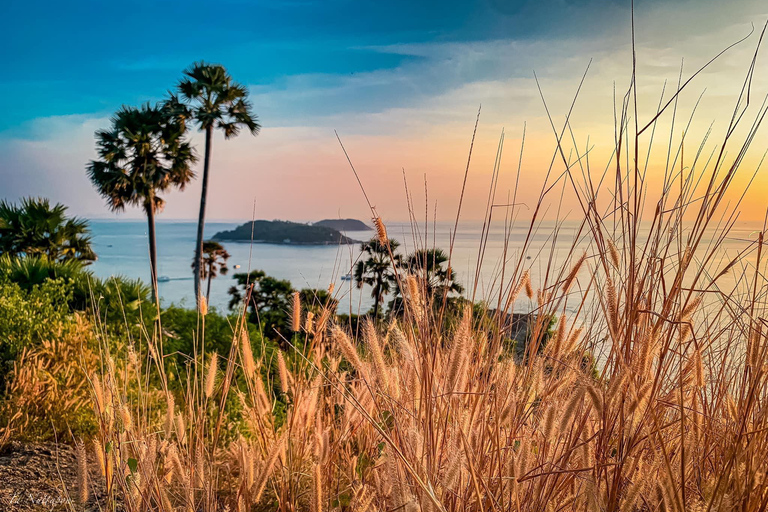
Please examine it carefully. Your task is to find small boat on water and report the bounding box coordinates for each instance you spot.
[341,273,353,281]
[158,276,171,283]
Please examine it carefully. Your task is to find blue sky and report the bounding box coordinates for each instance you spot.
[0,0,632,132]
[1,0,767,221]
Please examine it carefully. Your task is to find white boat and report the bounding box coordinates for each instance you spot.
[341,273,353,281]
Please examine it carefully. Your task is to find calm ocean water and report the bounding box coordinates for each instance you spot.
[87,219,762,316]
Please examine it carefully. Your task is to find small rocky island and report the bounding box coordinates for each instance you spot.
[212,220,359,245]
[313,218,371,231]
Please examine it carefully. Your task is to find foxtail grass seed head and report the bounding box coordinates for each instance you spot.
[242,331,256,381]
[564,252,587,291]
[312,462,324,512]
[523,271,534,299]
[76,440,89,507]
[92,439,105,478]
[92,374,105,414]
[586,382,603,416]
[681,295,702,321]
[277,350,290,395]
[305,311,315,334]
[374,217,388,245]
[165,393,175,434]
[291,291,301,332]
[605,275,618,335]
[175,413,186,443]
[333,326,364,370]
[693,348,704,388]
[205,352,218,398]
[364,320,390,391]
[406,275,424,320]
[447,308,471,391]
[199,294,208,316]
[542,405,557,441]
[606,238,620,268]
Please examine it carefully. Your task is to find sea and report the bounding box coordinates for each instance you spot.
[87,219,763,317]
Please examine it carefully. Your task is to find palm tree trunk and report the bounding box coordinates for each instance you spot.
[145,200,159,303]
[374,274,382,319]
[206,264,213,299]
[194,125,214,304]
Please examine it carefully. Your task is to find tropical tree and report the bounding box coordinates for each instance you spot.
[176,62,260,304]
[228,269,293,337]
[404,248,464,298]
[0,197,96,263]
[192,240,230,299]
[87,102,197,300]
[353,238,401,318]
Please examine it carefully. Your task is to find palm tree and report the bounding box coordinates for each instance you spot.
[192,240,230,299]
[0,197,96,263]
[228,269,293,337]
[353,238,401,318]
[176,62,260,304]
[87,102,197,301]
[405,248,464,298]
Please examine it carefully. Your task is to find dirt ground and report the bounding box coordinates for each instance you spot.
[0,442,108,512]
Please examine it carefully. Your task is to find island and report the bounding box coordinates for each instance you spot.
[212,220,359,245]
[313,218,372,231]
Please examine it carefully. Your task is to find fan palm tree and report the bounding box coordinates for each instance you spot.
[0,197,96,263]
[87,102,196,301]
[353,238,401,318]
[176,62,260,304]
[405,248,464,298]
[192,240,230,299]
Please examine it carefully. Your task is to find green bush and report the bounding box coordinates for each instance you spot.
[0,278,74,390]
[0,255,154,334]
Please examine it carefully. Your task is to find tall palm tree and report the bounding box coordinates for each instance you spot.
[405,248,464,298]
[353,238,401,318]
[176,62,260,304]
[192,240,230,299]
[87,102,197,301]
[0,197,96,263]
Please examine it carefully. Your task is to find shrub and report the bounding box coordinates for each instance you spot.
[0,277,73,391]
[0,315,99,443]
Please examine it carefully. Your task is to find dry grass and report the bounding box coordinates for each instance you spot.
[77,26,768,512]
[0,314,99,443]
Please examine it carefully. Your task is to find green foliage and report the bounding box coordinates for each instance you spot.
[0,197,95,263]
[299,287,338,315]
[0,255,153,332]
[227,270,294,339]
[176,61,260,136]
[195,240,230,297]
[87,102,197,214]
[403,248,464,297]
[354,238,401,317]
[161,306,268,363]
[0,278,73,390]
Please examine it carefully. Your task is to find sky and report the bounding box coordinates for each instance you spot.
[1,0,767,223]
